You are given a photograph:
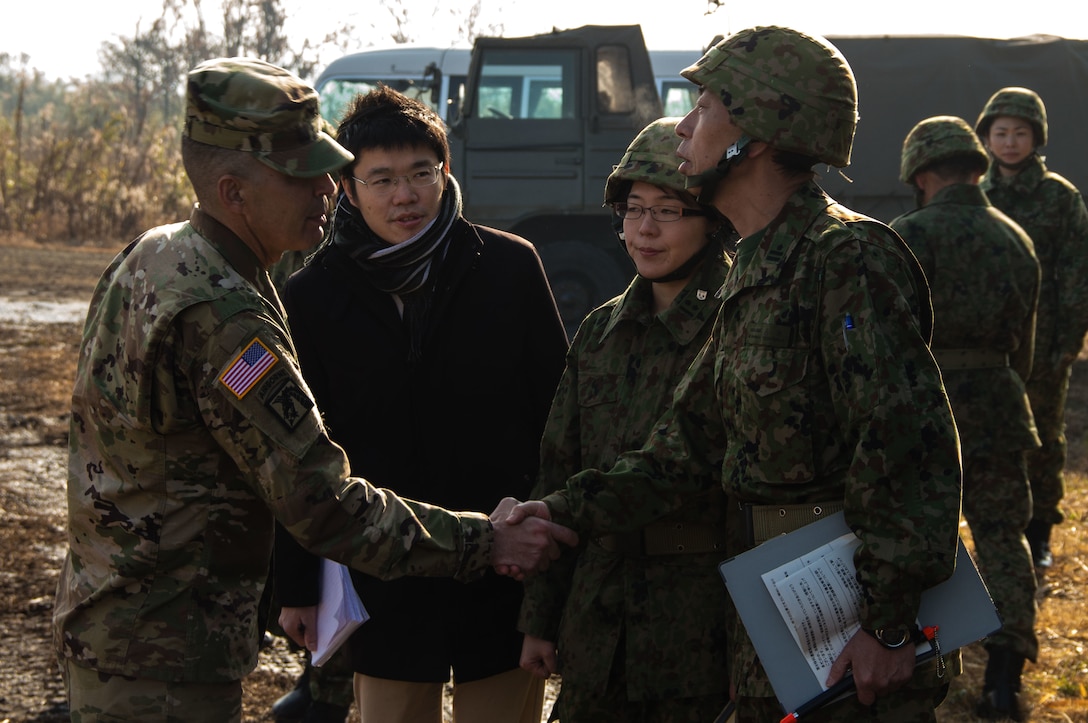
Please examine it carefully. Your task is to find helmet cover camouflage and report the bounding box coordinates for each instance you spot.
[680,26,858,167]
[975,86,1048,147]
[899,115,989,184]
[604,117,690,204]
[185,57,354,178]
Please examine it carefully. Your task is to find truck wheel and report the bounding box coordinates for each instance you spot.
[538,241,629,336]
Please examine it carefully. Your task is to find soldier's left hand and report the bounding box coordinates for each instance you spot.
[826,629,915,705]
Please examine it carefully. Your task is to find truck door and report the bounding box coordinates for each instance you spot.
[455,39,584,218]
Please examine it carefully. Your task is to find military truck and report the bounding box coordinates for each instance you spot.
[315,28,1088,333]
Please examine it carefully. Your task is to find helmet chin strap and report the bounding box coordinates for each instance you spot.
[686,135,751,204]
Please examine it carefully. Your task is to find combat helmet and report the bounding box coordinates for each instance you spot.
[975,86,1048,148]
[604,117,689,204]
[680,26,858,168]
[899,115,989,184]
[606,117,728,280]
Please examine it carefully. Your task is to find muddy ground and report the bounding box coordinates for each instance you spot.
[1,239,1086,722]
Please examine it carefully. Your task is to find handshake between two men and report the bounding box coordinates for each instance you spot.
[281,498,574,652]
[489,498,566,581]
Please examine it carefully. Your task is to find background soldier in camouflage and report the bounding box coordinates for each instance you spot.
[508,26,962,722]
[52,56,576,722]
[517,117,733,721]
[890,115,1040,722]
[976,87,1088,571]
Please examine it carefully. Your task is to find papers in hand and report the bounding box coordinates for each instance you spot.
[761,532,929,686]
[312,558,369,667]
[719,511,1000,714]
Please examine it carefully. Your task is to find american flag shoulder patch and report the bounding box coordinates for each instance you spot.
[220,337,278,399]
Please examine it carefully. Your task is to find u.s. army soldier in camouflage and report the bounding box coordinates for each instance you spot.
[890,115,1040,722]
[508,26,962,722]
[52,56,577,722]
[517,117,732,721]
[975,87,1088,571]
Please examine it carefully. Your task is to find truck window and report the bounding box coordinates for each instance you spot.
[596,45,635,114]
[474,49,577,119]
[660,80,697,116]
[318,79,429,124]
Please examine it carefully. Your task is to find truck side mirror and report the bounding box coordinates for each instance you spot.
[423,62,443,105]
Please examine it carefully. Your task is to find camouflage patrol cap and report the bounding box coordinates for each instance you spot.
[681,26,858,167]
[185,57,354,178]
[604,117,690,204]
[975,86,1048,147]
[900,115,989,184]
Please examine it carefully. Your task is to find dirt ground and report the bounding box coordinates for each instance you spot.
[1,238,1086,722]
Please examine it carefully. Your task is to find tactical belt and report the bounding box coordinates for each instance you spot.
[745,501,844,546]
[594,522,726,556]
[932,348,1009,370]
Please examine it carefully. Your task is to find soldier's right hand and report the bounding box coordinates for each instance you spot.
[489,498,578,580]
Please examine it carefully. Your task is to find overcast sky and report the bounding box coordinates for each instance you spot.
[2,0,1084,81]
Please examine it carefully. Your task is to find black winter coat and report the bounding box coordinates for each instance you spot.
[274,218,568,682]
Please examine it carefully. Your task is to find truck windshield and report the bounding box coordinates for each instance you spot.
[474,49,578,119]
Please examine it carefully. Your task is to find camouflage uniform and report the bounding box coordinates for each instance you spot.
[516,117,732,721]
[891,180,1040,663]
[540,180,961,721]
[520,255,731,721]
[54,57,495,718]
[980,153,1088,527]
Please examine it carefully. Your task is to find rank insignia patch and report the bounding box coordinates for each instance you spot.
[220,338,278,399]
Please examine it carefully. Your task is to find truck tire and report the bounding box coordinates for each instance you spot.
[537,240,630,336]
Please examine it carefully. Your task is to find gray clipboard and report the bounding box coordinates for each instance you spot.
[718,511,1001,713]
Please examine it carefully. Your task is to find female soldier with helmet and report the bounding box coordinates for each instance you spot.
[976,87,1088,575]
[517,117,733,721]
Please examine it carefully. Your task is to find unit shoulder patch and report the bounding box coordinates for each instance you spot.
[258,370,315,430]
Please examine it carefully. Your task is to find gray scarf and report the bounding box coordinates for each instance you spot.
[332,174,464,362]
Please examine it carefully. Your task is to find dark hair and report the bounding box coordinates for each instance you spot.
[919,153,989,183]
[335,84,450,182]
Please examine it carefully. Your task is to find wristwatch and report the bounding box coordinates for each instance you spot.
[863,626,914,649]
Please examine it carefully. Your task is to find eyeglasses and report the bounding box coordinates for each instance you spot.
[612,202,707,222]
[351,164,444,195]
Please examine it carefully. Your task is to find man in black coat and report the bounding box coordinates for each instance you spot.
[274,84,568,723]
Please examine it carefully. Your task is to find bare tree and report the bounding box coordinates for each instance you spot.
[375,0,502,45]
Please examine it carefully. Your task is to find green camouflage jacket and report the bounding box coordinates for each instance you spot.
[519,255,730,702]
[54,207,493,683]
[891,183,1041,458]
[541,182,961,694]
[982,154,1088,371]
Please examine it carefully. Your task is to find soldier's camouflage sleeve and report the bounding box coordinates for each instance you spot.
[812,229,961,626]
[985,158,1088,368]
[181,306,494,582]
[1055,184,1088,360]
[540,332,726,533]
